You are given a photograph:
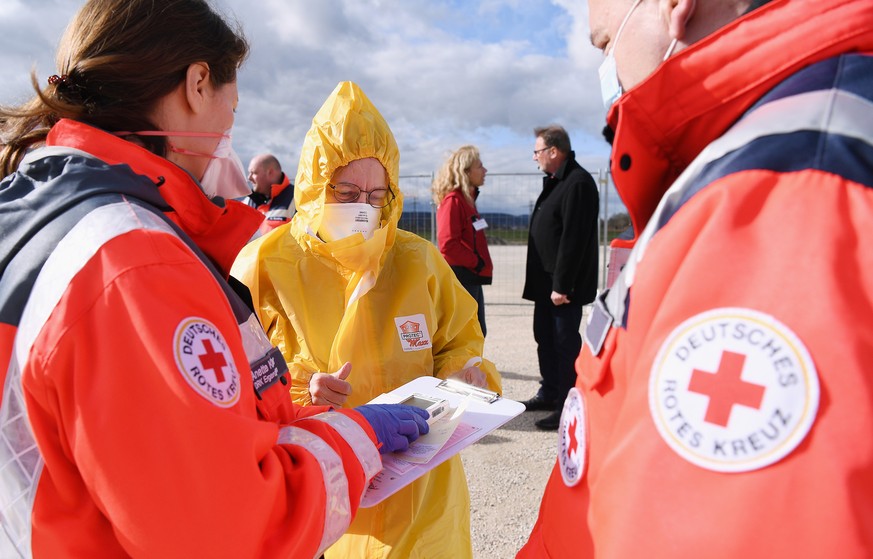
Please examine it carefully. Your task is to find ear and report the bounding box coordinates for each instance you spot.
[183,62,212,114]
[663,0,696,40]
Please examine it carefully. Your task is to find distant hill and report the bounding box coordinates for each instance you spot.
[398,211,531,245]
[398,212,529,230]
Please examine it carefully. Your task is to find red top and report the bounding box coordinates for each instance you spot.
[436,189,492,281]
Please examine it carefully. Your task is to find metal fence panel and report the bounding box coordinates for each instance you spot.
[397,170,617,305]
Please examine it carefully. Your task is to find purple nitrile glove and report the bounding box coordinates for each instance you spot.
[355,404,430,454]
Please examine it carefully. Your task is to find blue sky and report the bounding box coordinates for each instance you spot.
[435,1,570,55]
[0,0,614,202]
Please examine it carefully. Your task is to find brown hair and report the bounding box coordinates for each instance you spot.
[0,0,248,176]
[534,124,571,155]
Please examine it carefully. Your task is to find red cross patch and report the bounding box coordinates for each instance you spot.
[173,317,241,408]
[559,388,588,487]
[649,308,819,473]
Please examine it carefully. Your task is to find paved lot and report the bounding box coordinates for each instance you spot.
[461,302,559,558]
[458,243,602,558]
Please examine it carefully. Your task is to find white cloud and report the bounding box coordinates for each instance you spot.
[0,0,613,191]
[260,0,361,49]
[552,0,600,70]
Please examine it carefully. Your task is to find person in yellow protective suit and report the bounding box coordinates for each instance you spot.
[232,81,501,559]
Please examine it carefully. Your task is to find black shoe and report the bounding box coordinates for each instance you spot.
[521,393,556,412]
[535,409,561,431]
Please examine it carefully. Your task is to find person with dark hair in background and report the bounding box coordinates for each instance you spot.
[433,145,493,336]
[245,152,295,240]
[520,0,873,557]
[521,125,599,431]
[0,1,428,556]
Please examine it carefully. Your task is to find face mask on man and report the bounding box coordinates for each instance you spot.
[115,129,250,199]
[318,203,381,242]
[598,0,683,109]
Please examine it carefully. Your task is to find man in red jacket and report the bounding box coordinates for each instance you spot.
[520,0,873,556]
[245,153,295,239]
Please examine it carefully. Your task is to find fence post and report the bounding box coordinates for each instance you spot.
[599,169,610,290]
[430,171,436,245]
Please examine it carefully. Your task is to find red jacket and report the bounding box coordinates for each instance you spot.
[0,119,381,558]
[436,189,493,284]
[521,0,873,557]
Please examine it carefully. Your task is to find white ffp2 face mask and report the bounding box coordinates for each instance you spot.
[318,203,381,242]
[198,132,251,200]
[113,129,250,200]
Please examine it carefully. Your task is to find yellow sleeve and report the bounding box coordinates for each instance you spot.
[232,228,319,407]
[427,244,502,394]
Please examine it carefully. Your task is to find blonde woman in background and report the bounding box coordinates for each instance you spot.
[432,145,493,336]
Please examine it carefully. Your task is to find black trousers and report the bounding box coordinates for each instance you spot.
[460,281,487,337]
[532,298,583,406]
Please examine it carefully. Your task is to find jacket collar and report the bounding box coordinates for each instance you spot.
[545,150,577,183]
[607,0,873,238]
[46,119,262,276]
[268,173,291,201]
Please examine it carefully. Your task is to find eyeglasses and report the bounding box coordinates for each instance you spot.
[328,182,395,208]
[533,147,552,156]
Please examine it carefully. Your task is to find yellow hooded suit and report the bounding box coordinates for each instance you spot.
[232,82,501,558]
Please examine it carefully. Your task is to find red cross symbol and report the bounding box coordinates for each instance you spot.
[687,351,765,427]
[567,417,579,458]
[198,339,227,383]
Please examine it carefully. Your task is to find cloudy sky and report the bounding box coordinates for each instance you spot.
[0,0,612,183]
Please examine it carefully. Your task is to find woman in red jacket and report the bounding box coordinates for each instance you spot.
[432,145,493,336]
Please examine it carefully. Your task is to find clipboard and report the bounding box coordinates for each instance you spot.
[360,376,524,507]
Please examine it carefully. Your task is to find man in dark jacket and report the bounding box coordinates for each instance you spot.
[522,125,599,430]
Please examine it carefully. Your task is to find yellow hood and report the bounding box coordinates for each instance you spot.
[291,81,403,250]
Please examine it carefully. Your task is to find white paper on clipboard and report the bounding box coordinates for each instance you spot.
[360,376,524,508]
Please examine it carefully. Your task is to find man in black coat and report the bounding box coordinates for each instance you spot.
[522,125,600,430]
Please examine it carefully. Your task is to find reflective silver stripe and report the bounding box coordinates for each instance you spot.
[0,352,38,559]
[238,313,275,362]
[15,202,176,368]
[264,205,293,220]
[309,412,381,481]
[607,87,873,326]
[1,201,179,557]
[20,145,93,164]
[276,425,351,558]
[626,87,873,292]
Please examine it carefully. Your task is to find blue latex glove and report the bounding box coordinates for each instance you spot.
[355,404,430,454]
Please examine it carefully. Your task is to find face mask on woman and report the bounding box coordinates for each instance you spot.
[318,203,381,242]
[115,129,250,199]
[196,132,250,199]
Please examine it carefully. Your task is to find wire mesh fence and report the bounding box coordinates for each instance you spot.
[396,170,624,305]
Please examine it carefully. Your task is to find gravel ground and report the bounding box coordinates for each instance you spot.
[440,245,601,558]
[460,302,561,559]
